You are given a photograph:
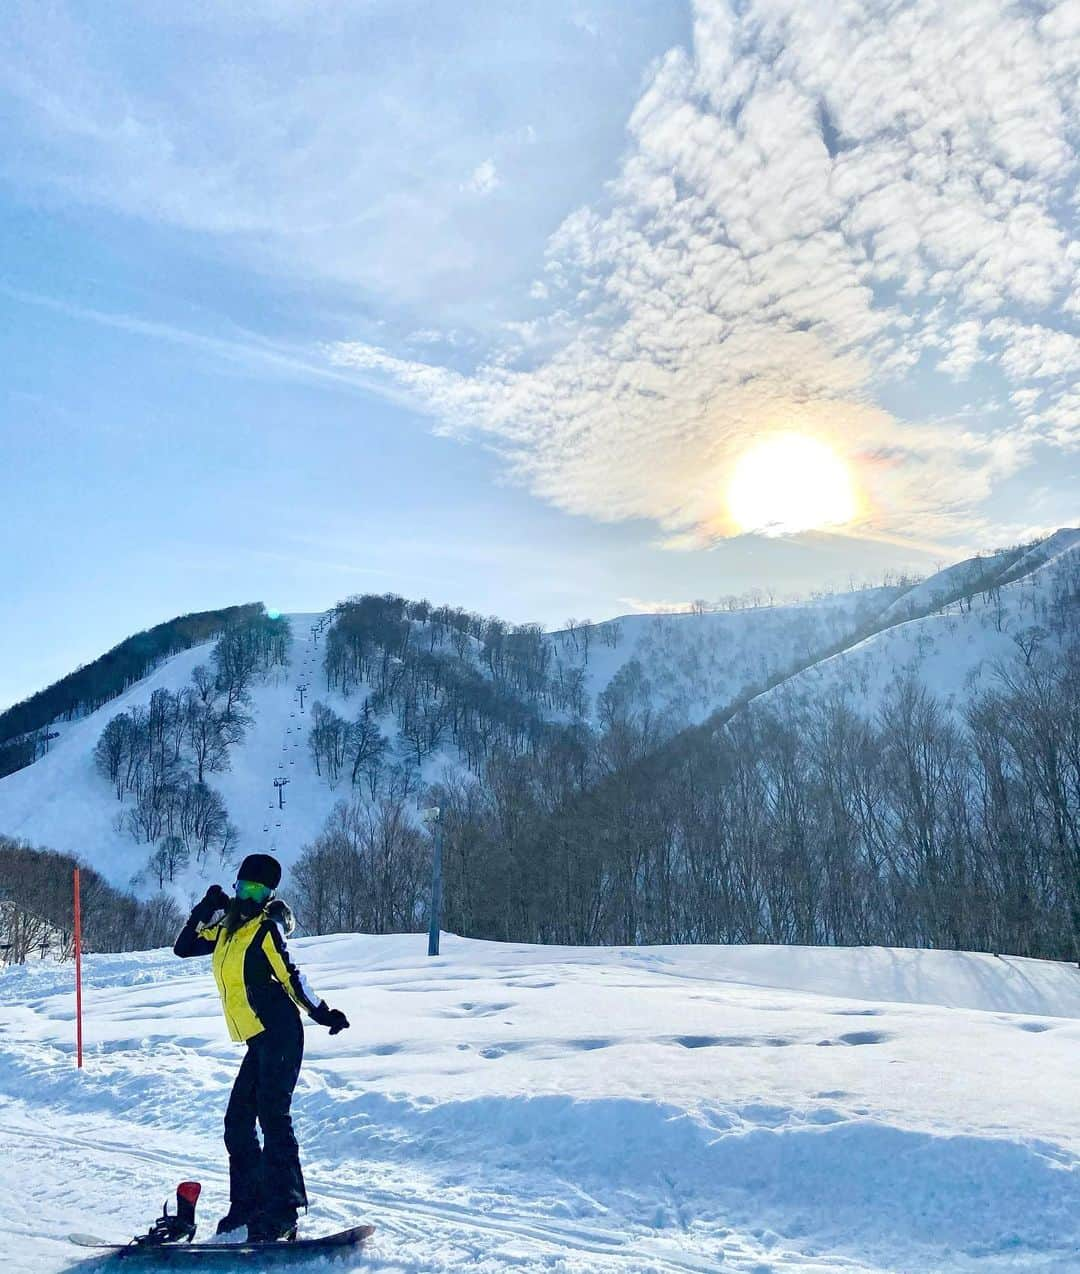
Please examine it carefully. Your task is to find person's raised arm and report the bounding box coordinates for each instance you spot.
[173,885,230,958]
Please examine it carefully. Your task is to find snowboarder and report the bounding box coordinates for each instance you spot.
[173,853,350,1243]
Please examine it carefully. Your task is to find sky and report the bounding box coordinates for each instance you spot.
[1,0,1077,712]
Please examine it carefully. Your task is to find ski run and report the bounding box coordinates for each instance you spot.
[2,934,1079,1272]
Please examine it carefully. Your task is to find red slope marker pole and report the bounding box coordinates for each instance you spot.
[73,867,83,1069]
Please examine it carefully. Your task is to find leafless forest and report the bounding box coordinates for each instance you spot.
[293,585,1080,963]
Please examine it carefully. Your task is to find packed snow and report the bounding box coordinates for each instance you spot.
[1,934,1078,1272]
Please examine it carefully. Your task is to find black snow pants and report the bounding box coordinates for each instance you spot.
[224,1011,308,1224]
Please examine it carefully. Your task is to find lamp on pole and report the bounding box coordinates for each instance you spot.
[420,806,443,957]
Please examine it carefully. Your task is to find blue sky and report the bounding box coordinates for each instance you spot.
[1,0,1077,711]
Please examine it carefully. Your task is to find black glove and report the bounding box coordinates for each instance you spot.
[326,1009,349,1036]
[192,884,229,923]
[313,1001,350,1035]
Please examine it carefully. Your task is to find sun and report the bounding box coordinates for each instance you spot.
[726,433,857,535]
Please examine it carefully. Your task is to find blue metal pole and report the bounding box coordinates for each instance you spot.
[428,819,443,957]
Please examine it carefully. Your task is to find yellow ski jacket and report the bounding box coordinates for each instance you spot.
[174,900,327,1043]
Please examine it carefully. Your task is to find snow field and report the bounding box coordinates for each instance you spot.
[2,935,1079,1272]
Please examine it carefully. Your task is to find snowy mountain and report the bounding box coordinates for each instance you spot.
[563,584,900,728]
[2,934,1078,1272]
[0,613,333,897]
[756,527,1080,716]
[568,529,1079,729]
[0,531,1076,907]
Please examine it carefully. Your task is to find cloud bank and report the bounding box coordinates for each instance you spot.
[0,2,591,312]
[330,0,1078,549]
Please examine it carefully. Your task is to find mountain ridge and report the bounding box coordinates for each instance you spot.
[0,530,1076,914]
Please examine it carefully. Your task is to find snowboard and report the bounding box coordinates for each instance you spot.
[68,1225,375,1259]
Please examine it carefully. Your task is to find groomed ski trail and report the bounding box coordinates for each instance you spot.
[0,1104,831,1273]
[3,936,1080,1272]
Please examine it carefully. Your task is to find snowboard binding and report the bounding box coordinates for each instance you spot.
[131,1182,201,1246]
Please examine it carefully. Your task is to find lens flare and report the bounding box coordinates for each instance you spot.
[727,433,857,535]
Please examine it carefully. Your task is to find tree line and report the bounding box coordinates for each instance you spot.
[291,637,1080,964]
[423,647,1080,961]
[92,612,291,887]
[0,603,265,779]
[0,836,183,958]
[313,595,604,794]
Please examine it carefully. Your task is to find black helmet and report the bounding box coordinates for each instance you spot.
[236,853,281,891]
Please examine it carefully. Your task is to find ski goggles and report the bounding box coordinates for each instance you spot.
[234,879,272,903]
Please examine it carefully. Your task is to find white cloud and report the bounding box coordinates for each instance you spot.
[7,1,1074,550]
[937,321,983,379]
[465,159,501,196]
[0,3,586,315]
[330,0,1078,548]
[988,319,1080,383]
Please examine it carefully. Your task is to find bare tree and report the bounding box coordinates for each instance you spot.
[347,702,388,788]
[1012,625,1048,666]
[94,715,134,800]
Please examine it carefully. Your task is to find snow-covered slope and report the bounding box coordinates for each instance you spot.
[555,587,899,728]
[2,935,1078,1272]
[995,527,1080,587]
[758,530,1080,715]
[873,545,1020,626]
[1,530,1076,898]
[0,608,479,898]
[557,531,1078,728]
[0,639,224,886]
[0,614,331,894]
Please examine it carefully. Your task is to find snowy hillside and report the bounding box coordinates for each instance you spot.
[758,529,1080,716]
[558,531,1079,729]
[0,614,334,896]
[2,935,1078,1272]
[1,532,1077,905]
[556,586,899,729]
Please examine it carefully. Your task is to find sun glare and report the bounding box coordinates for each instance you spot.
[727,433,857,535]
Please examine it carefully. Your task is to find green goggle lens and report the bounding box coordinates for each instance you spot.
[235,879,271,902]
